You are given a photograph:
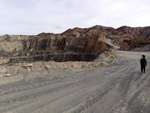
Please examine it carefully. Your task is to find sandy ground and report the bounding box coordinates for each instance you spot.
[0,50,150,113]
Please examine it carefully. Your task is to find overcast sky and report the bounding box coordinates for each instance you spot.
[0,0,150,35]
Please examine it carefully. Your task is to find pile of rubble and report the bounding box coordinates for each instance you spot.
[0,50,117,76]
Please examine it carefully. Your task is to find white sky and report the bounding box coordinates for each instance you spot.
[0,0,150,35]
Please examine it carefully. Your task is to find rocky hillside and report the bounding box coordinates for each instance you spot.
[120,39,150,50]
[0,25,150,64]
[62,25,150,50]
[0,28,112,64]
[114,26,150,50]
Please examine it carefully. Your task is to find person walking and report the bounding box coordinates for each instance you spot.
[140,55,147,74]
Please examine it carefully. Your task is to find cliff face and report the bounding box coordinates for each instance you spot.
[62,25,150,49]
[0,28,112,64]
[0,25,150,64]
[87,25,150,50]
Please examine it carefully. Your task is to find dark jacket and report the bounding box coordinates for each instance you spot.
[140,58,147,66]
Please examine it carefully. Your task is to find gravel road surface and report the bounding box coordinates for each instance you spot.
[0,51,150,113]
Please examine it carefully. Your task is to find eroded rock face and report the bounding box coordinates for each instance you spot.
[62,25,150,50]
[109,26,150,50]
[120,39,150,50]
[0,25,150,64]
[0,29,112,64]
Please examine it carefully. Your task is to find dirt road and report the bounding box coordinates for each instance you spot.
[0,51,150,113]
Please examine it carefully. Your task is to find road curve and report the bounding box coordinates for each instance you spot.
[0,51,150,113]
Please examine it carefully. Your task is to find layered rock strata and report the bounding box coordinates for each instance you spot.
[0,25,150,64]
[0,30,111,64]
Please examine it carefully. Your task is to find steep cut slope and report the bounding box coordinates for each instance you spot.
[0,28,112,64]
[0,25,150,64]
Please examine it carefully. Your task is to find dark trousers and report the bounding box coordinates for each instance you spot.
[141,65,146,73]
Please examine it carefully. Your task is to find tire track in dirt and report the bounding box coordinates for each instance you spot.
[0,51,150,113]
